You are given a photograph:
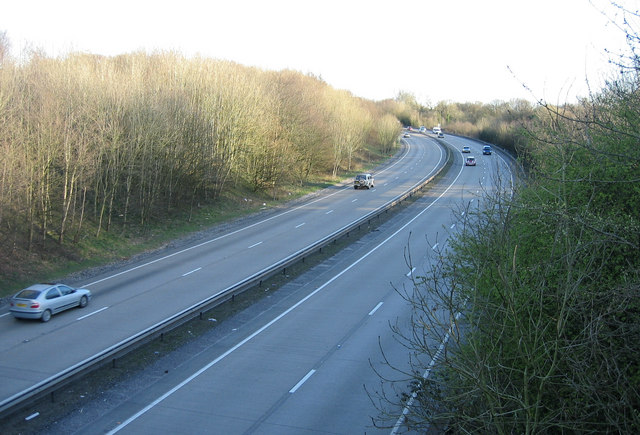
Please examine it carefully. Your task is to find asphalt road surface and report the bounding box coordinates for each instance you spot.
[0,134,441,409]
[3,133,514,433]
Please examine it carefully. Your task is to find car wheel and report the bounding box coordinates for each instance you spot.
[41,309,52,322]
[79,295,88,308]
[354,186,358,190]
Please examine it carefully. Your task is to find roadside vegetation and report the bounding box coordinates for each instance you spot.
[0,36,404,295]
[372,4,640,433]
[0,33,543,297]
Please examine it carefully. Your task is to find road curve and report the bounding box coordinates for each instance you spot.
[39,134,515,434]
[0,135,446,416]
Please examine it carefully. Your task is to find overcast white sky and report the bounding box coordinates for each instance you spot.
[1,0,637,104]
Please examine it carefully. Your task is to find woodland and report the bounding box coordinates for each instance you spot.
[0,44,404,291]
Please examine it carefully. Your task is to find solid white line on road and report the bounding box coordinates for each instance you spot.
[295,223,305,228]
[182,267,202,277]
[391,310,463,435]
[406,267,416,277]
[368,302,383,316]
[77,306,109,321]
[248,241,263,249]
[289,369,316,393]
[0,312,10,318]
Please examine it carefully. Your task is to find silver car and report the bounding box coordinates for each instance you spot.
[9,283,91,322]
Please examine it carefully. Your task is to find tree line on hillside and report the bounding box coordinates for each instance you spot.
[0,30,552,287]
[371,4,640,432]
[0,45,402,259]
[392,90,537,158]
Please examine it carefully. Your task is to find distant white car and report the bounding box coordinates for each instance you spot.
[462,146,471,153]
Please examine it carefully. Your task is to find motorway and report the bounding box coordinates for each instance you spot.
[0,133,439,410]
[1,132,514,433]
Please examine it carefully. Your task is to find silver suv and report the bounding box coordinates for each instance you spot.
[354,173,375,189]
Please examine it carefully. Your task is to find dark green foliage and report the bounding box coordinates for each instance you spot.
[389,147,640,432]
[380,17,640,431]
